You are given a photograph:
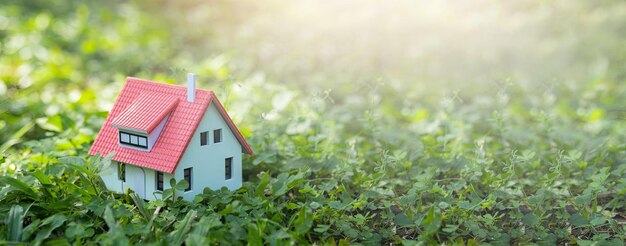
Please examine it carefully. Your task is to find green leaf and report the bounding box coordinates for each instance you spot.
[467,239,480,246]
[130,192,149,221]
[271,173,290,197]
[41,238,70,245]
[590,216,606,226]
[0,122,34,154]
[58,156,85,166]
[21,219,41,241]
[175,179,189,191]
[338,238,350,246]
[422,207,442,236]
[569,214,588,227]
[255,172,271,196]
[285,202,298,210]
[457,201,476,210]
[313,224,330,233]
[394,213,413,227]
[398,194,417,206]
[574,193,592,205]
[35,214,66,240]
[294,207,313,235]
[522,214,539,226]
[401,240,418,246]
[100,206,128,245]
[0,176,38,199]
[32,171,52,185]
[6,205,25,242]
[162,189,174,201]
[102,206,116,229]
[170,210,197,245]
[36,115,63,132]
[309,201,321,209]
[329,201,347,210]
[247,223,263,245]
[65,222,85,239]
[442,224,458,233]
[267,229,292,245]
[98,152,115,174]
[145,206,162,239]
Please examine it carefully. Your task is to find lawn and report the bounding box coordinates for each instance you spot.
[1,0,626,245]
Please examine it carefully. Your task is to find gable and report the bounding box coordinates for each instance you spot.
[207,96,254,155]
[174,102,245,198]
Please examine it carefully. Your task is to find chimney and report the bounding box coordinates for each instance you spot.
[187,73,196,102]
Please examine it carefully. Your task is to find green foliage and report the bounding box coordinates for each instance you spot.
[1,0,626,245]
[6,205,26,242]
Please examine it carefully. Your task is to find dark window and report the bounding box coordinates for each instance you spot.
[214,129,222,143]
[156,171,164,191]
[225,157,233,180]
[200,131,208,146]
[118,163,126,182]
[183,168,192,191]
[119,131,148,149]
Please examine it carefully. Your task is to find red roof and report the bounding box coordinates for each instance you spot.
[111,92,179,133]
[89,77,253,173]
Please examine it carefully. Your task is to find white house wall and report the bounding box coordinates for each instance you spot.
[174,102,243,201]
[101,162,174,201]
[100,165,123,193]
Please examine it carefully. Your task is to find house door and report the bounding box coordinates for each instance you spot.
[134,168,146,199]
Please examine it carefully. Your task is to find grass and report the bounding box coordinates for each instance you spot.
[1,0,626,245]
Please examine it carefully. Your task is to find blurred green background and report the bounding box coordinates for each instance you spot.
[1,0,625,147]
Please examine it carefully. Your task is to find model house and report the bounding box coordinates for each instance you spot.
[89,74,253,201]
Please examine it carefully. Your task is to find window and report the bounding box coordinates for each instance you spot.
[118,163,126,182]
[120,133,130,143]
[119,131,148,149]
[183,168,192,191]
[138,137,147,147]
[225,157,233,180]
[156,171,164,191]
[214,129,222,143]
[200,131,208,146]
